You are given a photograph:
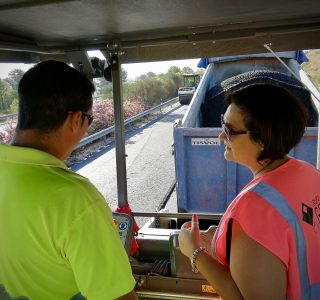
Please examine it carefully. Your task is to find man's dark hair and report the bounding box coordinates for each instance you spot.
[17,60,95,132]
[226,84,308,161]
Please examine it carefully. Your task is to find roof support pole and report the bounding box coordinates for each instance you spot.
[110,51,128,208]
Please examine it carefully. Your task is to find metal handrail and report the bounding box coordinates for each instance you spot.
[0,97,178,147]
[132,211,223,221]
[0,112,18,122]
[74,97,178,150]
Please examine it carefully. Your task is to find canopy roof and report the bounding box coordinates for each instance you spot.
[1,0,320,64]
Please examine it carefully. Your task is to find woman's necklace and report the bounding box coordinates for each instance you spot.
[254,163,270,178]
[254,156,289,178]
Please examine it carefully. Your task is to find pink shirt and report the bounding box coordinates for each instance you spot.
[214,158,320,299]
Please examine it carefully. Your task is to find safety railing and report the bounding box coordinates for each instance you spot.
[0,113,18,122]
[74,97,179,150]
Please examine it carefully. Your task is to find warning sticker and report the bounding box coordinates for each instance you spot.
[191,138,220,146]
[202,284,216,293]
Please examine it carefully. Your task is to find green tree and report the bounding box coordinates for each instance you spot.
[10,98,19,112]
[102,64,187,106]
[138,74,147,80]
[181,66,194,74]
[147,72,156,78]
[96,67,127,99]
[101,84,113,99]
[168,66,181,74]
[123,71,182,106]
[164,72,183,90]
[5,69,25,90]
[94,77,111,95]
[121,68,128,82]
[0,79,15,113]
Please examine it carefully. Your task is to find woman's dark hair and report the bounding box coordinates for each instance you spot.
[225,84,308,161]
[17,60,95,132]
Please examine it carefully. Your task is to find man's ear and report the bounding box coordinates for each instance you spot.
[66,111,83,133]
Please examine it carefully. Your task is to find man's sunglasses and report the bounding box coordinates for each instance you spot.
[82,111,94,126]
[221,114,257,141]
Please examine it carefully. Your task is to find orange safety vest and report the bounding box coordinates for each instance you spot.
[214,158,320,300]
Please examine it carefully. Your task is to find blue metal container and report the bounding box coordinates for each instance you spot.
[173,52,319,214]
[174,127,318,214]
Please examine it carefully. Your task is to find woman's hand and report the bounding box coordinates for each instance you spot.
[178,214,201,257]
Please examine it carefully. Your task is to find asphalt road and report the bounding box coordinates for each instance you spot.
[75,104,188,224]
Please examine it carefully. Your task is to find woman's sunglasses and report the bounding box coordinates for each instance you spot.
[221,114,257,141]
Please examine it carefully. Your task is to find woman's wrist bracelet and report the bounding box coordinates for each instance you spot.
[191,246,207,273]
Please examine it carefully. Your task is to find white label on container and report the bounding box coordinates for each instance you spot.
[191,138,220,146]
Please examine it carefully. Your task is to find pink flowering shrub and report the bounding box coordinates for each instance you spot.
[0,120,16,144]
[88,98,114,134]
[0,96,148,142]
[123,96,148,119]
[88,96,148,135]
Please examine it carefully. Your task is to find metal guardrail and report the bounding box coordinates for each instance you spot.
[74,97,179,150]
[0,112,18,122]
[0,97,178,147]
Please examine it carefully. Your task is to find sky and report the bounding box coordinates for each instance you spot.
[122,58,200,80]
[0,63,32,79]
[0,58,201,81]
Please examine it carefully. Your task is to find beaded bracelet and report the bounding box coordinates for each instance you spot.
[191,246,207,273]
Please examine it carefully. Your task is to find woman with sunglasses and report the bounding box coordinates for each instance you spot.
[179,83,320,300]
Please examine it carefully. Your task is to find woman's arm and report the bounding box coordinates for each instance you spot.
[193,250,244,300]
[179,215,243,300]
[178,216,287,300]
[230,220,287,300]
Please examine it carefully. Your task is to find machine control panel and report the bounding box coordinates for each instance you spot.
[112,212,134,255]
